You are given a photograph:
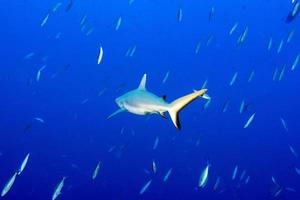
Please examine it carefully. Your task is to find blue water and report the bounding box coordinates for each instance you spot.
[0,0,300,199]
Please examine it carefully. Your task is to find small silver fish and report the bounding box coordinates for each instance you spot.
[229,72,238,86]
[1,172,17,197]
[97,45,103,65]
[52,177,66,200]
[268,37,273,51]
[41,14,50,27]
[139,179,152,194]
[229,22,239,35]
[162,71,170,84]
[152,160,157,174]
[248,69,255,82]
[163,168,173,182]
[291,54,299,71]
[17,153,30,175]
[153,137,159,150]
[213,176,220,191]
[115,17,122,31]
[243,113,255,128]
[232,165,238,180]
[92,161,101,180]
[198,163,210,188]
[280,117,288,132]
[277,39,284,54]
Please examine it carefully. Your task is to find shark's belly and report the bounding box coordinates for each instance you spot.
[124,100,167,115]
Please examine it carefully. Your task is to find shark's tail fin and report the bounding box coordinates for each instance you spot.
[168,89,208,130]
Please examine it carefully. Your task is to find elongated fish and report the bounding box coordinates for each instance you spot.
[239,100,245,114]
[213,176,220,191]
[229,72,238,86]
[237,26,248,46]
[41,14,50,27]
[280,117,288,132]
[273,67,278,81]
[285,187,296,192]
[198,163,210,188]
[52,177,66,200]
[239,170,246,181]
[65,0,73,12]
[152,160,157,174]
[115,17,122,31]
[232,165,238,180]
[92,161,101,180]
[17,153,30,175]
[278,66,285,81]
[206,35,213,46]
[222,100,229,113]
[97,45,103,65]
[177,8,183,22]
[139,179,152,194]
[1,172,17,197]
[243,113,255,128]
[52,2,62,12]
[289,145,298,158]
[229,22,239,35]
[153,137,159,150]
[277,39,284,54]
[248,69,255,82]
[129,45,136,57]
[163,168,173,182]
[195,42,201,54]
[295,167,300,175]
[24,52,35,60]
[34,117,44,123]
[162,71,170,84]
[291,54,299,71]
[80,15,87,27]
[245,176,250,184]
[286,0,300,23]
[36,65,46,82]
[129,0,135,5]
[268,37,273,51]
[287,30,295,43]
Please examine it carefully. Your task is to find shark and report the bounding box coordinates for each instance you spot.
[107,74,208,130]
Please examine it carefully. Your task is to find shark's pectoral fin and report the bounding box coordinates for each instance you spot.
[107,108,126,120]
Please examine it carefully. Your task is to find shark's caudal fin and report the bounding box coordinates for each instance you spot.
[168,89,208,130]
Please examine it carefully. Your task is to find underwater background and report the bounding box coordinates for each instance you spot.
[0,0,300,199]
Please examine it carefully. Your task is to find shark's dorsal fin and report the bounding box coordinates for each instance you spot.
[138,74,147,90]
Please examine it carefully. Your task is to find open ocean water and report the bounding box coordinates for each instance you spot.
[0,0,300,199]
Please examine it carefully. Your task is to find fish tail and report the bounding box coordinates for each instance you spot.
[168,89,208,130]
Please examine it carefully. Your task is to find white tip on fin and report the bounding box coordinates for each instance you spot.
[138,74,147,90]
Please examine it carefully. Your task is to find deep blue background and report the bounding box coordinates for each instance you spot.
[0,0,300,199]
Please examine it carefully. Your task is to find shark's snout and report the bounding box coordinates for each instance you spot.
[115,98,123,108]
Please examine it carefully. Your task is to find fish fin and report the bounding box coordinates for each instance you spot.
[158,112,167,119]
[168,89,208,130]
[193,90,210,100]
[138,74,147,90]
[107,108,125,120]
